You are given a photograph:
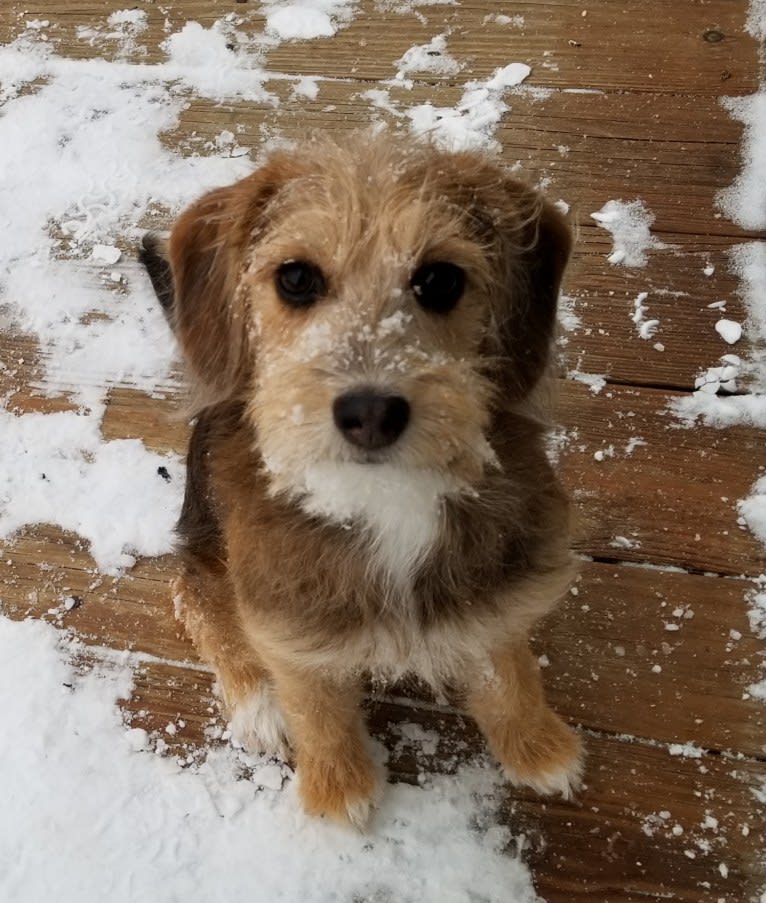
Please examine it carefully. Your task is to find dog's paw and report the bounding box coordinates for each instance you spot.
[229,683,291,760]
[492,708,584,800]
[298,745,382,829]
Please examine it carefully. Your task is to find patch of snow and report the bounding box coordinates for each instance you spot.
[715,319,743,344]
[292,75,320,99]
[625,437,647,455]
[485,63,532,90]
[670,393,766,428]
[484,13,525,28]
[557,294,581,332]
[394,34,461,81]
[590,200,667,267]
[91,244,122,265]
[0,408,183,574]
[739,477,766,546]
[77,8,149,57]
[718,92,766,230]
[567,371,606,394]
[0,617,540,903]
[631,291,660,339]
[0,28,257,405]
[593,445,615,462]
[610,536,641,550]
[669,242,766,426]
[668,743,704,759]
[261,1,359,40]
[162,21,277,100]
[749,677,766,701]
[746,0,766,40]
[369,63,532,152]
[693,357,740,395]
[746,583,766,639]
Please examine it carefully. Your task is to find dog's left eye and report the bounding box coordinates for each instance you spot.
[275,261,326,308]
[410,262,465,314]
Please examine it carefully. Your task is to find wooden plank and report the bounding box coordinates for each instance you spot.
[116,659,766,903]
[559,249,749,393]
[102,387,188,455]
[166,83,754,242]
[539,562,765,757]
[0,530,195,665]
[5,0,759,96]
[2,533,763,757]
[7,368,762,575]
[558,380,766,578]
[103,378,766,576]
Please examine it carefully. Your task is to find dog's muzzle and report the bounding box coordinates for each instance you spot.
[332,389,410,451]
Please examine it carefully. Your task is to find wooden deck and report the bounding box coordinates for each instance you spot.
[2,2,765,900]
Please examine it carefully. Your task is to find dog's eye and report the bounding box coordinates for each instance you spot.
[410,262,465,314]
[275,261,326,308]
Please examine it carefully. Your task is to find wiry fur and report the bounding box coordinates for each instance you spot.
[143,132,582,826]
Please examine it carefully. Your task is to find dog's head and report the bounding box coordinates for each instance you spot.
[164,134,570,514]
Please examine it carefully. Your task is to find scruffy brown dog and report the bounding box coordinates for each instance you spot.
[140,133,582,827]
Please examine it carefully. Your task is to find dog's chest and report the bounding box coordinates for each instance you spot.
[296,463,461,585]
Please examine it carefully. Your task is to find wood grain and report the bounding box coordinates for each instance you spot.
[559,380,766,577]
[164,83,758,242]
[1,0,764,900]
[4,0,759,96]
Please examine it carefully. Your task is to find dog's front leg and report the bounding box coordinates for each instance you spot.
[261,654,381,828]
[465,637,583,798]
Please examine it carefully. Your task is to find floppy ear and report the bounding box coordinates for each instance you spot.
[167,181,255,401]
[494,194,572,401]
[167,156,304,401]
[139,233,174,318]
[424,151,571,403]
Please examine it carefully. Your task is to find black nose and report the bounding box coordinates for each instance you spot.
[332,390,410,451]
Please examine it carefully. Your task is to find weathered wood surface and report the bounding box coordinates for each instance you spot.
[5,0,759,96]
[2,1,765,901]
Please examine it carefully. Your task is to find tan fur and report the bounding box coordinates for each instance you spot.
[150,132,582,826]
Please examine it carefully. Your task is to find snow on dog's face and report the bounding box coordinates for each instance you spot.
[167,134,570,531]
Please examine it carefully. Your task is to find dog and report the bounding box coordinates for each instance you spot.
[140,132,582,827]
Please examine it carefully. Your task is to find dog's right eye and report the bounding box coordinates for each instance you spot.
[275,261,326,308]
[410,262,465,315]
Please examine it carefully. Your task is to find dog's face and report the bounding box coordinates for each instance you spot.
[167,136,570,537]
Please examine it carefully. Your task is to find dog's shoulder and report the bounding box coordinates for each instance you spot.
[413,412,571,626]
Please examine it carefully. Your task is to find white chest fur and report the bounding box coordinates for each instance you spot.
[296,463,461,585]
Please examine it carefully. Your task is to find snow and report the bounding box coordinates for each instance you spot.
[590,200,667,266]
[669,243,766,426]
[91,244,123,265]
[485,63,533,90]
[0,407,183,574]
[367,63,532,152]
[714,319,743,344]
[0,617,540,903]
[718,92,766,230]
[262,1,360,40]
[568,370,607,394]
[739,477,766,546]
[77,9,149,57]
[631,291,660,340]
[394,34,461,81]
